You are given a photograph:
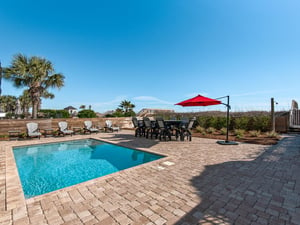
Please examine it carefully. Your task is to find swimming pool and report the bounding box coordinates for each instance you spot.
[13,139,164,198]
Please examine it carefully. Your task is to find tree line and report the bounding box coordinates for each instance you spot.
[0,54,136,119]
[1,54,64,119]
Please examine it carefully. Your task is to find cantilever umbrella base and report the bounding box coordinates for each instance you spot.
[216,140,238,145]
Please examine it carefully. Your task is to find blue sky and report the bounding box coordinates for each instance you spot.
[0,0,299,113]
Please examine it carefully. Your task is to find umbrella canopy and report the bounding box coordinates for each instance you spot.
[175,95,222,107]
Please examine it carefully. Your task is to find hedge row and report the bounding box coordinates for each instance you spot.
[195,115,271,132]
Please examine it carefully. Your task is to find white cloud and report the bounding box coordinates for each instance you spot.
[70,95,128,112]
[133,96,174,105]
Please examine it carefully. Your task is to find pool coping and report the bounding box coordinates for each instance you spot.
[4,134,169,211]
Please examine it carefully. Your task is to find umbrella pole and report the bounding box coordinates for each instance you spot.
[216,95,238,145]
[226,95,229,143]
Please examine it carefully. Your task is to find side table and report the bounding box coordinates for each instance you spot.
[8,130,21,140]
[43,129,54,137]
[72,127,82,135]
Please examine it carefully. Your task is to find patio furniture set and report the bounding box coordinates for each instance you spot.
[8,120,120,140]
[132,117,195,141]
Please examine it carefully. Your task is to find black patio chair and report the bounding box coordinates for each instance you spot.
[143,117,154,139]
[132,117,145,137]
[179,118,195,141]
[156,118,171,141]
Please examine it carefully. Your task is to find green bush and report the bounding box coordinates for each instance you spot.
[195,126,205,133]
[252,116,271,132]
[215,117,227,130]
[234,129,245,137]
[230,116,271,132]
[195,114,271,133]
[4,112,16,119]
[206,127,216,134]
[39,109,70,118]
[77,109,97,118]
[249,130,261,137]
[220,127,227,135]
[266,131,279,138]
[232,117,250,130]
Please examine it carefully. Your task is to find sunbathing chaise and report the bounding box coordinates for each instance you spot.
[26,122,42,139]
[58,121,74,136]
[84,120,100,134]
[105,120,120,132]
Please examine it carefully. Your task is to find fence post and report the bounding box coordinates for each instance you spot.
[271,98,275,132]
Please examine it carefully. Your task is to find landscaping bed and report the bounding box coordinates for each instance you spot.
[192,132,280,145]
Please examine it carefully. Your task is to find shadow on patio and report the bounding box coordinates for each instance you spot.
[99,132,164,149]
[174,135,300,225]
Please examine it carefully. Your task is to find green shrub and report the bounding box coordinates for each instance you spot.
[249,130,261,137]
[266,131,279,138]
[206,127,216,134]
[234,129,245,137]
[77,109,97,118]
[195,126,205,133]
[220,127,227,135]
[215,117,227,130]
[233,117,250,130]
[196,114,271,132]
[252,116,271,132]
[196,116,227,129]
[39,109,70,118]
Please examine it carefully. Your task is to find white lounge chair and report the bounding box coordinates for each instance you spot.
[105,120,120,132]
[58,121,74,136]
[26,122,42,139]
[84,121,99,133]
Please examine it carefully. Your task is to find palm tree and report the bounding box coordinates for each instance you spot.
[119,100,135,113]
[0,95,17,114]
[3,54,65,119]
[38,90,55,112]
[19,90,32,118]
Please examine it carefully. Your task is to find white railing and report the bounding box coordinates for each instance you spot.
[290,109,300,128]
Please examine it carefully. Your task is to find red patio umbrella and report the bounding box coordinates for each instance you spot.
[175,95,222,107]
[175,94,238,145]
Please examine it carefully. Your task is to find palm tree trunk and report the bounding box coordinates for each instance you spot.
[31,89,40,119]
[32,100,38,119]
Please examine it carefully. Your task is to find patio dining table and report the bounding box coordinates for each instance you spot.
[164,120,183,127]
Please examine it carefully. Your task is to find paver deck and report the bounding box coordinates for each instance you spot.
[0,130,299,225]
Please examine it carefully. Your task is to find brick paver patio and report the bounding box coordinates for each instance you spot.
[0,130,299,225]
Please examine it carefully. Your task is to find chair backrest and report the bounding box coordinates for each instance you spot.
[84,121,92,129]
[137,120,144,128]
[105,120,112,128]
[58,121,68,131]
[188,119,195,129]
[156,118,165,129]
[143,117,151,128]
[27,122,38,133]
[132,117,139,128]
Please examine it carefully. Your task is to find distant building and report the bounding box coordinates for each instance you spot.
[64,106,77,116]
[137,108,175,117]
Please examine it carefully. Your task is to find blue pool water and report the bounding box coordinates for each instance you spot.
[13,139,164,198]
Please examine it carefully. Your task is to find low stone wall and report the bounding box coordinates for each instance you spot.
[0,117,134,136]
